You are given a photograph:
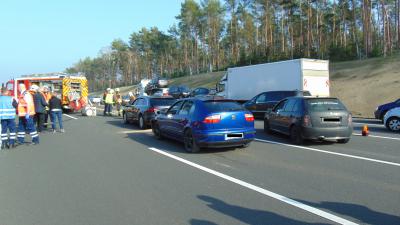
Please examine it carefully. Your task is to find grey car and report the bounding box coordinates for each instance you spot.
[264,97,353,144]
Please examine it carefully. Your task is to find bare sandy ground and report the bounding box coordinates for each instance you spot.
[330,55,400,118]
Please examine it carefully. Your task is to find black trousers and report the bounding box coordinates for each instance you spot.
[34,113,45,132]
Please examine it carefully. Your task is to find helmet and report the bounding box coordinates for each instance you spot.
[106,88,111,91]
[128,92,133,97]
[115,88,120,92]
[109,89,114,94]
[30,85,39,92]
[42,86,49,92]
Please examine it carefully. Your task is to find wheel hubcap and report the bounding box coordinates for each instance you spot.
[140,117,143,127]
[389,119,400,131]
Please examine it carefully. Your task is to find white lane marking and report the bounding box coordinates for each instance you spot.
[353,133,400,141]
[63,114,78,120]
[149,147,358,225]
[119,130,153,134]
[255,139,400,167]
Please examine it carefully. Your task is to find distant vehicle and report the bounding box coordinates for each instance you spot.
[149,88,169,97]
[169,85,191,99]
[122,96,176,129]
[383,107,400,132]
[144,76,169,95]
[244,90,311,119]
[374,99,400,121]
[264,97,353,144]
[216,59,330,102]
[190,87,210,97]
[152,97,256,153]
[89,96,102,104]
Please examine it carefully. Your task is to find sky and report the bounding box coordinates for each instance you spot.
[0,0,184,83]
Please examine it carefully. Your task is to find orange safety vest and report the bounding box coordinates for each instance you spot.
[18,91,35,117]
[42,92,51,103]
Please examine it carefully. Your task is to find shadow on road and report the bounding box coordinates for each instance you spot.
[255,129,338,147]
[189,219,219,225]
[104,116,240,154]
[197,195,329,225]
[295,199,400,225]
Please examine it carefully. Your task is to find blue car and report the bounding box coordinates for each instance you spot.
[375,99,400,121]
[152,97,256,153]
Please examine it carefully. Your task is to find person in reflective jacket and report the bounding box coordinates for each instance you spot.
[0,87,17,149]
[17,84,39,145]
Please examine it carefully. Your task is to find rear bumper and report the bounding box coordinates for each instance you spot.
[194,129,256,148]
[301,126,353,140]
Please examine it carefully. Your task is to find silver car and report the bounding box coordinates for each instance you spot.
[264,97,353,144]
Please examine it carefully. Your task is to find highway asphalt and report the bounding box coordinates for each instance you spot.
[0,114,398,225]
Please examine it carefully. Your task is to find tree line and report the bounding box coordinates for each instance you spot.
[66,0,400,91]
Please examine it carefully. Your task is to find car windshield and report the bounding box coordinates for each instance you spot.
[150,98,176,106]
[306,99,346,111]
[204,101,245,112]
[195,88,209,95]
[179,86,190,92]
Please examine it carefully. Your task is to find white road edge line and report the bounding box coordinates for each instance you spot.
[255,138,400,167]
[63,114,78,120]
[149,147,358,225]
[119,130,153,134]
[353,133,400,141]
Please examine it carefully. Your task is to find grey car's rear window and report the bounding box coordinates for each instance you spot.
[306,99,346,111]
[204,101,244,112]
[150,98,176,106]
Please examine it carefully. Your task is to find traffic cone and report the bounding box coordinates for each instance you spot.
[362,125,369,136]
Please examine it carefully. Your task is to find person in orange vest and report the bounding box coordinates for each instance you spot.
[114,88,123,116]
[16,84,39,145]
[41,86,52,129]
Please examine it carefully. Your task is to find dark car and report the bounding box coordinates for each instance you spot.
[264,97,353,145]
[244,90,311,119]
[374,98,400,121]
[169,85,191,99]
[122,96,176,129]
[190,87,210,97]
[152,97,256,153]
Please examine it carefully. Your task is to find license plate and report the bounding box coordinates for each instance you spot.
[225,133,243,140]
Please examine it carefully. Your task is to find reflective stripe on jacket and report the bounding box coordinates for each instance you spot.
[0,96,16,119]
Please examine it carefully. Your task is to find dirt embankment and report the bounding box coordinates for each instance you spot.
[330,55,400,118]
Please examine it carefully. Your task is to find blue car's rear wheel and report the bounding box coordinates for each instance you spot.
[184,130,200,153]
[152,122,163,140]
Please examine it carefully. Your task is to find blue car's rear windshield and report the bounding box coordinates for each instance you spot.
[306,99,346,111]
[150,98,176,106]
[204,101,245,112]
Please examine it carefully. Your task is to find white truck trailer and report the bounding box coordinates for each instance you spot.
[216,58,330,102]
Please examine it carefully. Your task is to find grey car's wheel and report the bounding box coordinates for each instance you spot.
[152,122,163,140]
[184,130,200,153]
[138,115,146,129]
[290,126,304,145]
[123,113,129,124]
[386,117,400,131]
[337,138,350,144]
[264,120,272,133]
